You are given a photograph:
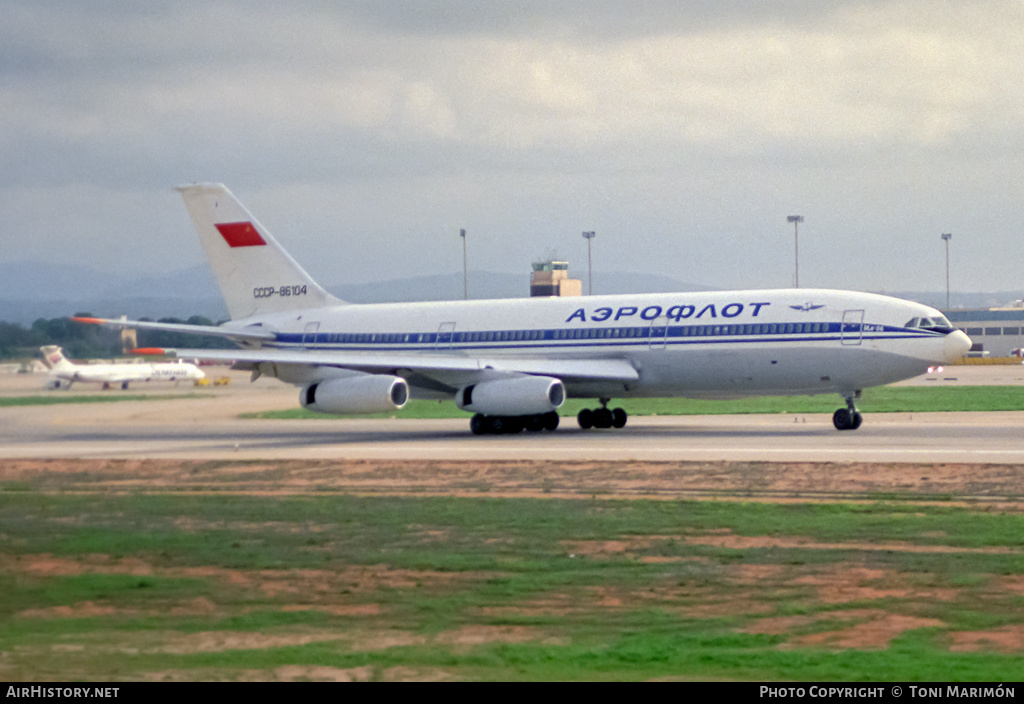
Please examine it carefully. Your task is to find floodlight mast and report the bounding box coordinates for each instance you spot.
[787,216,804,288]
[582,231,595,295]
[460,229,467,300]
[941,233,952,309]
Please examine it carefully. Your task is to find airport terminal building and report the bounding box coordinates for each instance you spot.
[943,303,1024,356]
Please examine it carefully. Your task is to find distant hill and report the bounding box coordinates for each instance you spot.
[330,271,714,304]
[0,261,227,325]
[4,259,1017,326]
[0,261,711,325]
[0,260,137,300]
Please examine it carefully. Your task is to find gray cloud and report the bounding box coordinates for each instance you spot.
[2,0,1022,297]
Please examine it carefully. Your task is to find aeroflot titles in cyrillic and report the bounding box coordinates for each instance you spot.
[565,302,772,324]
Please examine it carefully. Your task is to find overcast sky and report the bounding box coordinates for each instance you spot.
[3,0,1023,297]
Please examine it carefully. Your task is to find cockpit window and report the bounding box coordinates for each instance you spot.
[905,316,953,332]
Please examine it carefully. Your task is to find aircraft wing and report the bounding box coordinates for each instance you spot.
[75,315,638,389]
[134,346,639,385]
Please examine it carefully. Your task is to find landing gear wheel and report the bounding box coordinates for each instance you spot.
[525,415,546,432]
[542,411,560,431]
[832,408,863,431]
[472,413,555,435]
[577,408,594,429]
[611,408,628,428]
[578,404,627,430]
[593,408,614,429]
[833,408,850,430]
[491,416,523,434]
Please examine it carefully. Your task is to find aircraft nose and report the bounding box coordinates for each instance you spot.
[942,329,972,363]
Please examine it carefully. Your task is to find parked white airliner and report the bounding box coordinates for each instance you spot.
[75,183,971,433]
[40,345,205,390]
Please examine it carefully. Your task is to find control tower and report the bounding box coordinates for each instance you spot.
[530,260,582,297]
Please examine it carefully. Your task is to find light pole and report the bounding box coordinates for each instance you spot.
[941,233,952,309]
[787,215,804,288]
[460,229,467,300]
[582,231,595,295]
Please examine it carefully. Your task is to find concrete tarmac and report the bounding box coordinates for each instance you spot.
[1,364,1022,464]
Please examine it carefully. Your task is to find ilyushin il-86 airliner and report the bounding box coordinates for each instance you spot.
[76,183,972,434]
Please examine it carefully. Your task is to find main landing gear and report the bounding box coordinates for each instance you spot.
[577,400,628,430]
[833,394,863,431]
[470,412,560,435]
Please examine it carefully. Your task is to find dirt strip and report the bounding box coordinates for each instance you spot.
[3,458,1024,507]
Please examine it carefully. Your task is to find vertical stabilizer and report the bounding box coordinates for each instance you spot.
[40,346,75,373]
[176,183,343,320]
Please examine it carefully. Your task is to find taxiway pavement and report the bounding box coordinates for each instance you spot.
[1,365,1022,464]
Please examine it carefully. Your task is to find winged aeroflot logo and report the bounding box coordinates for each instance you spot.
[790,303,826,312]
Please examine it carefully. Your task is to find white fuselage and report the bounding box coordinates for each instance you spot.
[50,360,205,387]
[227,288,968,400]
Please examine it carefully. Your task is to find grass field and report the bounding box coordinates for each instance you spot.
[3,382,1023,681]
[2,469,1023,681]
[243,385,1024,420]
[0,394,206,408]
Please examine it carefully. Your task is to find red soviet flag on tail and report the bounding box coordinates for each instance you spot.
[215,222,266,247]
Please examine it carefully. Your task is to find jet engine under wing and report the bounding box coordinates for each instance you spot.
[135,346,640,385]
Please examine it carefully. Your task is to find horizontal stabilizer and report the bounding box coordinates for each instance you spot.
[72,316,277,343]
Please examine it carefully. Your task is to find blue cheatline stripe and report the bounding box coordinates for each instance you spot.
[270,322,942,353]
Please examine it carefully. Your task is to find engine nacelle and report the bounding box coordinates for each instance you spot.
[457,375,565,416]
[301,375,409,414]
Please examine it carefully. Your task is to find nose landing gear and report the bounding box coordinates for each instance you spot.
[833,394,863,431]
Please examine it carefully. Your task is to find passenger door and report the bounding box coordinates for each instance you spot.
[649,316,668,349]
[841,310,864,346]
[436,321,456,349]
[302,321,320,347]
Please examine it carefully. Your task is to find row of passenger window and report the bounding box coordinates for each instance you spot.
[306,322,836,345]
[549,322,832,340]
